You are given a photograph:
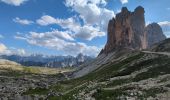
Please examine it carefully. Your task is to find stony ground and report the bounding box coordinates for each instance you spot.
[0,61,72,100]
[1,51,170,100]
[41,51,170,100]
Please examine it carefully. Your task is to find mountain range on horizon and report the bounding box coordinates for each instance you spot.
[0,53,93,68]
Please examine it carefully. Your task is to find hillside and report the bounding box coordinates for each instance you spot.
[21,38,170,99]
[0,59,74,99]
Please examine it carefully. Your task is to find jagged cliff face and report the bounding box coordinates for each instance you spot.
[103,6,146,54]
[101,6,166,54]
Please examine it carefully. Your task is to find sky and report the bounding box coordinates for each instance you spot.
[0,0,170,57]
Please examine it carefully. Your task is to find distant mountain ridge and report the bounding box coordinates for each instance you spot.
[0,53,93,68]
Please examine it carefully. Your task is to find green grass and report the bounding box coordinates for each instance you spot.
[0,69,25,77]
[22,52,170,99]
[133,56,170,82]
[57,52,144,87]
[92,89,124,100]
[113,58,156,77]
[92,87,135,100]
[142,87,167,98]
[45,53,144,99]
[93,86,167,100]
[0,64,74,75]
[23,87,49,95]
[153,38,170,52]
[106,78,132,87]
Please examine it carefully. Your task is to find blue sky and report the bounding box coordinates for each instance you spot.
[0,0,169,56]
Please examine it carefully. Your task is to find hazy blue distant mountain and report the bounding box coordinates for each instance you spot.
[0,53,94,68]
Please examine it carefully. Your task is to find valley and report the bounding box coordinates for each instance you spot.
[14,49,170,100]
[0,3,170,100]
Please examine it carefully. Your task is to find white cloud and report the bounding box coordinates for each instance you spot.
[17,49,26,55]
[14,0,115,56]
[120,0,128,4]
[64,0,114,40]
[0,0,28,6]
[158,21,170,27]
[74,25,105,40]
[163,31,170,38]
[15,31,101,56]
[0,43,7,53]
[0,43,25,56]
[13,17,33,25]
[65,0,107,7]
[36,15,105,40]
[14,35,27,40]
[36,0,115,41]
[0,43,16,55]
[158,21,170,38]
[28,30,74,41]
[65,0,114,26]
[36,15,57,26]
[36,15,80,30]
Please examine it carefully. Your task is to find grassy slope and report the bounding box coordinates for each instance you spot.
[24,52,145,98]
[23,51,170,99]
[0,64,74,75]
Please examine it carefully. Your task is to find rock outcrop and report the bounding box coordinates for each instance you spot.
[100,6,166,54]
[145,23,166,48]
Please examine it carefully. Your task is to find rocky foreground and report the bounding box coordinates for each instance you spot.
[0,60,71,100]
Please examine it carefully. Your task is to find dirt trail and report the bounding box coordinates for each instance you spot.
[142,51,170,56]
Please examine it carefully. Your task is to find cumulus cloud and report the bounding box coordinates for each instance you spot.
[29,30,74,41]
[15,32,101,56]
[0,0,28,6]
[35,0,115,41]
[65,0,114,27]
[0,43,25,56]
[14,0,115,56]
[36,15,57,26]
[0,43,7,53]
[120,0,128,4]
[74,25,105,40]
[65,0,114,39]
[158,21,170,38]
[13,17,33,25]
[36,15,80,29]
[36,15,105,40]
[158,21,170,27]
[16,49,26,55]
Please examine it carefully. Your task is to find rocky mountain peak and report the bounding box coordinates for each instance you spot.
[100,6,166,55]
[76,53,85,62]
[134,6,145,14]
[145,23,166,48]
[121,7,128,13]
